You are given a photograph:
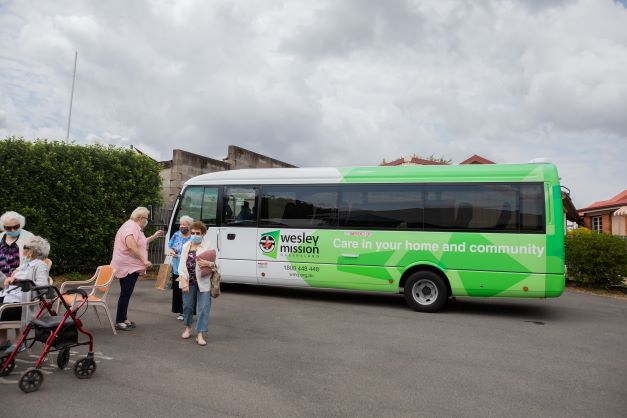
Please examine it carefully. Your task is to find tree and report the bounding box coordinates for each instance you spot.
[0,137,163,274]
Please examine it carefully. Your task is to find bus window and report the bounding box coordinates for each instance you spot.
[170,186,218,236]
[339,184,423,229]
[224,186,257,227]
[178,186,203,222]
[260,185,338,228]
[518,184,544,232]
[201,187,219,226]
[423,184,544,232]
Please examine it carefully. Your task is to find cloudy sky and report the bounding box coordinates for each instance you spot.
[1,0,626,208]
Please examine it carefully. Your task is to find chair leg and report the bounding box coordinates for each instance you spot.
[93,306,103,325]
[100,304,117,336]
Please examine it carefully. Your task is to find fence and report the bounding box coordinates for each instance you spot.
[147,206,173,265]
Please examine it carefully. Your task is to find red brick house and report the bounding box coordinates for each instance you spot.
[578,190,627,236]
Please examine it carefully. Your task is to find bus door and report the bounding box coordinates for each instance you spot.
[168,185,220,256]
[218,186,259,284]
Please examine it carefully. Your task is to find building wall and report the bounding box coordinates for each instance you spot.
[160,149,229,207]
[582,212,613,234]
[224,145,296,170]
[159,146,295,208]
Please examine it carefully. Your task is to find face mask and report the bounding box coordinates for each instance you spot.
[5,229,20,237]
[190,235,202,245]
[180,227,189,234]
[22,256,30,265]
[143,219,149,228]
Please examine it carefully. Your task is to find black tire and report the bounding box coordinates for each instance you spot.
[74,357,96,379]
[19,368,44,393]
[404,270,448,312]
[57,347,70,370]
[0,355,15,377]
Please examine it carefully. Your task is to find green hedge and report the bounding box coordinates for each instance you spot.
[565,228,627,288]
[0,137,162,274]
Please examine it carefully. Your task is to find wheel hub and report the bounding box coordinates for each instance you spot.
[412,279,438,305]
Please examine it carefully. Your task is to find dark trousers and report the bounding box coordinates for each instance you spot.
[171,273,195,315]
[171,273,183,314]
[116,272,139,323]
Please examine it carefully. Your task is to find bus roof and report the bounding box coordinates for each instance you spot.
[184,163,560,186]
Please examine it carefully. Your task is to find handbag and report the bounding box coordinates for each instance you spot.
[210,266,221,298]
[155,255,173,290]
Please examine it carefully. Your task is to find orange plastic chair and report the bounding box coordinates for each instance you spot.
[58,265,117,335]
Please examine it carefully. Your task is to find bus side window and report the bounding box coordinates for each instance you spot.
[455,202,474,229]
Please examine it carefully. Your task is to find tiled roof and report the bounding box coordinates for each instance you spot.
[459,154,495,164]
[381,154,495,166]
[578,189,627,213]
[382,157,447,166]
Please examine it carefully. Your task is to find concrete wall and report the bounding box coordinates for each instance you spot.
[160,149,229,207]
[159,146,295,208]
[224,145,297,170]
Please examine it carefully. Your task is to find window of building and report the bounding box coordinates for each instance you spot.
[592,216,603,233]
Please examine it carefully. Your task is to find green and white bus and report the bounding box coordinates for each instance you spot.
[166,163,565,312]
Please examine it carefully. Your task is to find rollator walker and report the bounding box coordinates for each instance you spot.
[0,279,97,393]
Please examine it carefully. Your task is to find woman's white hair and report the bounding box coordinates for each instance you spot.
[179,215,193,226]
[130,207,150,221]
[0,211,26,231]
[26,236,50,259]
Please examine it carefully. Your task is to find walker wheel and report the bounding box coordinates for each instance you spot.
[74,357,96,379]
[0,355,15,377]
[57,347,70,370]
[19,368,44,393]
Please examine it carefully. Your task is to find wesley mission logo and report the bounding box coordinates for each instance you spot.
[259,230,280,258]
[259,230,320,259]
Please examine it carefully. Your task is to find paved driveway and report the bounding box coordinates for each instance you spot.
[2,281,626,417]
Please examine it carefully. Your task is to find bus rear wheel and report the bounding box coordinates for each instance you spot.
[404,271,448,312]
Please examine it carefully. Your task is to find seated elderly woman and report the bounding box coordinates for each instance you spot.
[0,236,51,352]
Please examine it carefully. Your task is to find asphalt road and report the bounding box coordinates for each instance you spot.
[1,280,626,417]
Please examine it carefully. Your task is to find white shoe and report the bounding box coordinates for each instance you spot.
[176,315,183,321]
[196,334,207,346]
[181,327,192,339]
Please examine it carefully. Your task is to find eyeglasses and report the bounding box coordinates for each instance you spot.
[190,232,203,236]
[3,224,20,231]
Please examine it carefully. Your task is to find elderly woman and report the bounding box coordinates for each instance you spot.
[0,236,50,351]
[111,207,163,331]
[178,221,216,346]
[0,211,35,279]
[168,215,193,320]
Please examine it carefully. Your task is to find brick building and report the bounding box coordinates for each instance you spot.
[577,190,627,236]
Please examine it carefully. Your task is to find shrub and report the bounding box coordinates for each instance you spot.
[0,137,162,274]
[565,231,627,288]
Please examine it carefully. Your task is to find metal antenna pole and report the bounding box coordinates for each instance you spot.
[66,50,78,142]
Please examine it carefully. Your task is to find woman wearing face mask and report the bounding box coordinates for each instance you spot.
[1,236,50,351]
[168,215,193,320]
[177,221,216,346]
[0,211,34,280]
[111,207,163,331]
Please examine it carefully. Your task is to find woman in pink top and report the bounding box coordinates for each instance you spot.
[111,207,163,331]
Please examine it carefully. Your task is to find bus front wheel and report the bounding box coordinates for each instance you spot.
[404,271,448,312]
